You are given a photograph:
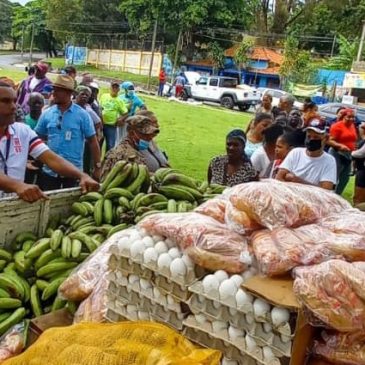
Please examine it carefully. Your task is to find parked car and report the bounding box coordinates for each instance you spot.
[162,71,201,97]
[183,76,261,111]
[257,87,303,109]
[318,103,365,126]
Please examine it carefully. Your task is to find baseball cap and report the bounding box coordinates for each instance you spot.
[127,115,160,135]
[111,80,120,87]
[89,82,99,90]
[35,62,49,74]
[305,118,326,134]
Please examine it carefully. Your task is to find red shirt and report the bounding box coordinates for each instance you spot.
[330,121,357,151]
[159,70,166,83]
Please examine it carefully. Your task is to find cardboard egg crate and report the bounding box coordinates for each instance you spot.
[105,308,128,323]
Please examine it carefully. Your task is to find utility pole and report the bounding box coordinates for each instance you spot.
[29,22,35,67]
[20,25,25,62]
[147,17,158,90]
[171,29,182,83]
[330,34,336,58]
[357,21,365,62]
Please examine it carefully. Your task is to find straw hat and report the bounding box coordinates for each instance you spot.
[53,75,75,92]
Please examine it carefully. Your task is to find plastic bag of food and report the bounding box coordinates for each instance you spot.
[313,331,365,365]
[194,197,227,223]
[73,274,109,324]
[139,212,250,273]
[320,209,365,235]
[225,202,263,234]
[293,260,365,332]
[228,180,350,231]
[59,229,134,302]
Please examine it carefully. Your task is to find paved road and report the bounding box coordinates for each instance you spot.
[0,52,46,70]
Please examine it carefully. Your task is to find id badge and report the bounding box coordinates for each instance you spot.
[65,131,72,141]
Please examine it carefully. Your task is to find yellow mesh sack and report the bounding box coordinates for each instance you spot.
[3,321,221,365]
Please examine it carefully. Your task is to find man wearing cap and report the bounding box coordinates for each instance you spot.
[17,62,52,114]
[276,119,337,190]
[0,81,99,202]
[101,115,165,179]
[100,81,128,151]
[35,75,102,189]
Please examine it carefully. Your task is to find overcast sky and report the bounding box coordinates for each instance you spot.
[9,0,30,5]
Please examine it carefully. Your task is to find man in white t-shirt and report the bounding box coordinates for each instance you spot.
[276,119,337,190]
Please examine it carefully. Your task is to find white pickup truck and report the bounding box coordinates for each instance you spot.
[182,75,261,111]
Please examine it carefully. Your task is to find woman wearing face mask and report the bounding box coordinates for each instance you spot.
[120,81,146,116]
[208,129,258,187]
[101,115,167,178]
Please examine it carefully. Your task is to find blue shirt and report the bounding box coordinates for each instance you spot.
[119,93,145,116]
[35,103,95,177]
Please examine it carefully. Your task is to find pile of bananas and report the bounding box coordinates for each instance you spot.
[0,161,224,332]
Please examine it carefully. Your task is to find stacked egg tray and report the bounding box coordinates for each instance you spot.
[184,277,295,365]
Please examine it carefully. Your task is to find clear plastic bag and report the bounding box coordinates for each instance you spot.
[59,229,134,302]
[0,321,28,363]
[293,260,365,332]
[225,202,263,234]
[139,212,250,273]
[194,197,227,224]
[320,209,365,235]
[228,180,351,231]
[313,331,365,365]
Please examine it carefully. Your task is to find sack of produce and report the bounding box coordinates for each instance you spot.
[253,224,365,276]
[228,180,350,231]
[59,229,134,302]
[194,197,227,224]
[320,209,365,235]
[293,260,365,332]
[313,331,365,365]
[139,212,250,273]
[225,202,263,234]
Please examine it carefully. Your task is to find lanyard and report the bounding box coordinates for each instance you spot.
[0,136,11,175]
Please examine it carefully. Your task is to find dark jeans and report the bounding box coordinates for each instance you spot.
[103,125,116,152]
[38,172,78,191]
[329,148,352,195]
[158,82,165,96]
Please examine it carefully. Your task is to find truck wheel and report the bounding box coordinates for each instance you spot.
[220,96,234,109]
[181,90,189,101]
[238,104,250,112]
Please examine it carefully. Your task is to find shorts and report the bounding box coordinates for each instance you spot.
[355,169,365,188]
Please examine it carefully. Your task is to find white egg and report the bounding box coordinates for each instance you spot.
[119,276,128,286]
[230,275,244,287]
[182,254,194,267]
[246,313,254,324]
[140,278,152,290]
[126,304,137,314]
[212,320,227,332]
[167,294,175,305]
[212,301,221,309]
[128,274,139,285]
[157,253,172,269]
[129,231,142,242]
[143,247,158,264]
[168,247,181,259]
[202,275,220,293]
[152,235,164,243]
[165,238,175,248]
[245,335,257,352]
[170,258,187,277]
[229,307,238,316]
[263,346,275,361]
[194,314,207,325]
[138,311,150,320]
[214,270,229,283]
[119,237,131,250]
[155,241,168,254]
[241,271,254,282]
[130,240,145,258]
[263,323,273,333]
[271,307,290,327]
[228,326,244,340]
[253,298,270,319]
[222,358,238,365]
[235,289,253,307]
[153,287,162,299]
[197,294,205,303]
[142,236,154,248]
[138,228,148,237]
[219,279,238,301]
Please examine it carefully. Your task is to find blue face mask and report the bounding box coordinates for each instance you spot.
[137,139,150,150]
[127,90,135,97]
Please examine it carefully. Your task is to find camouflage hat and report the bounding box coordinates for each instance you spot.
[127,115,160,135]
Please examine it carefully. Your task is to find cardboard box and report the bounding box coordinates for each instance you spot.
[243,276,315,365]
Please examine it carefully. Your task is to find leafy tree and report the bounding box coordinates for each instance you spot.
[234,37,254,69]
[207,42,225,73]
[0,0,13,44]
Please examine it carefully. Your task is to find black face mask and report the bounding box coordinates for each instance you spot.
[305,138,322,152]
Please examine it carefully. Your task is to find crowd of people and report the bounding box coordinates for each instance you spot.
[0,61,364,207]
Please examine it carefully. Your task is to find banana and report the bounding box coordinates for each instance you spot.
[0,313,11,322]
[0,298,22,309]
[5,270,30,303]
[135,210,162,223]
[148,202,168,210]
[125,165,148,194]
[61,236,72,259]
[136,193,168,208]
[73,216,94,230]
[81,201,94,215]
[92,234,105,244]
[69,215,84,228]
[162,173,198,189]
[93,198,104,226]
[50,230,64,251]
[35,249,61,271]
[76,253,90,262]
[14,251,32,274]
[79,192,103,202]
[15,232,37,244]
[71,202,89,217]
[35,280,49,292]
[71,239,82,259]
[106,163,133,190]
[100,160,127,191]
[162,184,203,200]
[65,214,77,226]
[52,296,67,312]
[103,199,113,224]
[22,240,34,253]
[140,169,150,193]
[154,168,179,183]
[0,307,26,336]
[36,262,78,278]
[0,249,12,263]
[118,196,131,210]
[107,223,128,238]
[136,206,152,216]
[4,263,15,272]
[66,301,78,315]
[123,162,139,186]
[25,238,51,259]
[199,181,209,192]
[131,193,146,210]
[157,186,195,203]
[45,268,74,281]
[0,261,6,272]
[76,221,94,231]
[167,199,177,213]
[30,285,43,317]
[42,277,66,301]
[104,188,134,200]
[178,201,188,213]
[78,226,100,235]
[209,183,225,194]
[116,206,126,217]
[45,227,54,238]
[68,232,98,253]
[0,274,25,300]
[0,288,10,298]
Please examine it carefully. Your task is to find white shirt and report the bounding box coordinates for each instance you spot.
[251,146,270,177]
[280,147,337,185]
[0,123,49,195]
[29,77,41,91]
[85,105,101,126]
